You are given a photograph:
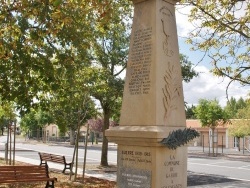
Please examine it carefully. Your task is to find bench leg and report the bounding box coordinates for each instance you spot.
[40,161,47,166]
[46,180,55,188]
[63,163,72,173]
[62,165,66,173]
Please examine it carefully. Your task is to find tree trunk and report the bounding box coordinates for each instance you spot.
[100,108,110,167]
[95,132,98,144]
[37,128,39,141]
[212,128,215,157]
[70,128,75,145]
[74,114,81,181]
[237,137,240,151]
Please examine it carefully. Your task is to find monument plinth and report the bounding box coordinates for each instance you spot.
[106,0,187,187]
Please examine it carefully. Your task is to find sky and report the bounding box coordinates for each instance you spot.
[175,5,249,107]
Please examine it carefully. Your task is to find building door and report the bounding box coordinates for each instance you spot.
[52,126,57,137]
[233,137,238,148]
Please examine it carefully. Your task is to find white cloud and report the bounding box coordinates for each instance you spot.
[183,66,249,107]
[175,5,195,37]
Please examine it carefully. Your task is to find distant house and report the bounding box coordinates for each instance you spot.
[42,124,100,142]
[186,119,250,150]
[44,124,59,137]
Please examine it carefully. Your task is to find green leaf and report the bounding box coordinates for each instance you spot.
[53,0,62,7]
[160,128,200,150]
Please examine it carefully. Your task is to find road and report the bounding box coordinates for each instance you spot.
[0,139,117,166]
[1,136,250,184]
[188,157,250,182]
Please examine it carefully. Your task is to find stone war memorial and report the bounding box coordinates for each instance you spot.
[106,0,196,187]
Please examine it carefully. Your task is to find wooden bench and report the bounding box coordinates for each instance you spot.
[0,165,57,188]
[39,152,73,173]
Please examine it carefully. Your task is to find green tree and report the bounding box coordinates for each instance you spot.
[180,0,249,87]
[0,0,128,167]
[47,53,98,144]
[0,100,16,135]
[228,119,250,151]
[0,109,7,135]
[20,108,54,139]
[180,54,198,83]
[84,0,133,166]
[20,110,38,138]
[227,98,250,151]
[186,105,196,119]
[0,105,5,135]
[236,99,250,119]
[35,109,54,128]
[224,97,247,119]
[50,91,97,145]
[224,97,237,118]
[0,0,110,114]
[236,97,247,110]
[194,99,228,156]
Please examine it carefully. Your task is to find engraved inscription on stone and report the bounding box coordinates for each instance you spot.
[119,149,152,169]
[118,167,151,188]
[118,148,152,186]
[129,27,152,95]
[161,155,183,188]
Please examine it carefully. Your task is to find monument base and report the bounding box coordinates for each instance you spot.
[106,126,187,188]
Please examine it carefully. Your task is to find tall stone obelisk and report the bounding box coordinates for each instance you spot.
[106,0,187,187]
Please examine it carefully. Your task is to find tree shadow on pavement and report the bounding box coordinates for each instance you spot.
[187,171,240,186]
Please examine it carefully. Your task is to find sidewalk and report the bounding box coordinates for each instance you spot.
[0,146,117,182]
[188,146,250,162]
[0,138,117,181]
[1,137,250,187]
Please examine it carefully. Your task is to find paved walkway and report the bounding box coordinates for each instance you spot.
[1,137,250,187]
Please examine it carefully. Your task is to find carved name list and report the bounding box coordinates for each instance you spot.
[118,148,152,188]
[129,27,152,95]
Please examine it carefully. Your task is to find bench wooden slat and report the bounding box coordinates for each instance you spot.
[50,159,64,163]
[0,178,56,183]
[0,165,57,188]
